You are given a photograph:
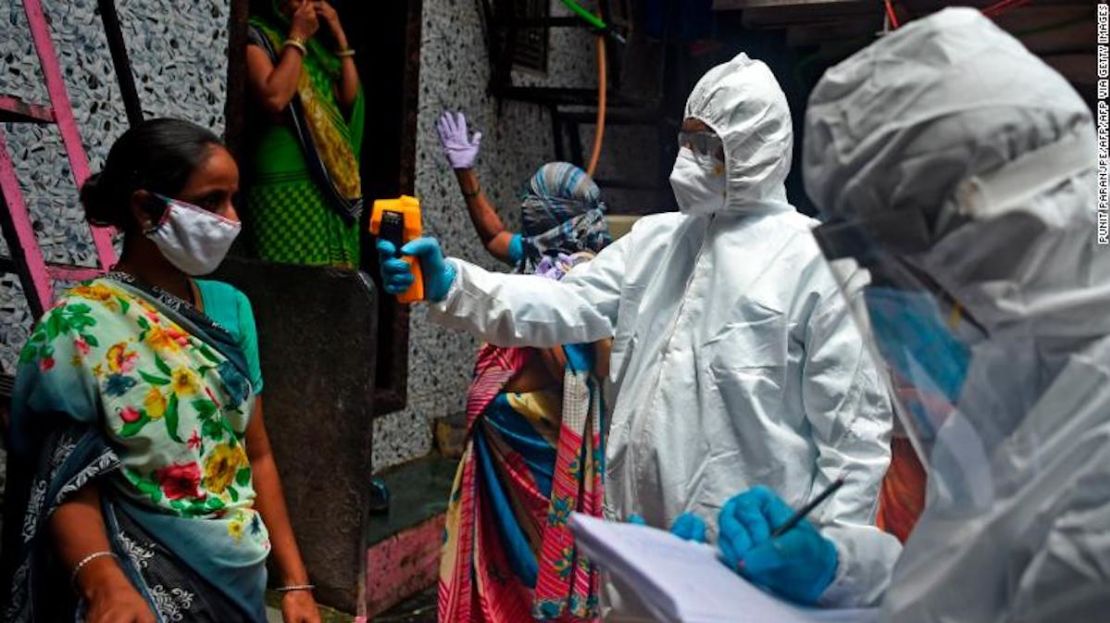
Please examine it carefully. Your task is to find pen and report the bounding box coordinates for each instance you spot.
[770,477,846,538]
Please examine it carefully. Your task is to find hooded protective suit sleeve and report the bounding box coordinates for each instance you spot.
[801,268,902,608]
[426,226,630,347]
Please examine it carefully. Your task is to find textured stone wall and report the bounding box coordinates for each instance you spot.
[369,0,603,470]
[0,0,230,374]
[0,0,634,473]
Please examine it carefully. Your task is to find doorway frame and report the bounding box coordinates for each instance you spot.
[224,0,423,416]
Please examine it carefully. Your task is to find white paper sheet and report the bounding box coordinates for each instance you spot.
[570,513,878,623]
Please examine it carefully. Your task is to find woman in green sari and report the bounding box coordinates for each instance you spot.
[244,0,364,268]
[3,119,320,623]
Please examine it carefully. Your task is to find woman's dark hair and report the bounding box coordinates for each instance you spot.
[79,118,224,230]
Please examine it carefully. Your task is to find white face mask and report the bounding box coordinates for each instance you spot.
[669,147,727,216]
[145,195,241,276]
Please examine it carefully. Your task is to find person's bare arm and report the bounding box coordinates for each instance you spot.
[316,1,360,111]
[245,398,320,623]
[51,485,155,623]
[334,51,360,112]
[594,338,611,380]
[455,168,517,264]
[538,338,612,382]
[245,3,318,114]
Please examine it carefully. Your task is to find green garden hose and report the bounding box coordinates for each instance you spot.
[560,0,607,31]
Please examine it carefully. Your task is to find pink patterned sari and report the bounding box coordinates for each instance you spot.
[437,341,605,622]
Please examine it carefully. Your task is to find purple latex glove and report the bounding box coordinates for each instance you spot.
[436,111,483,170]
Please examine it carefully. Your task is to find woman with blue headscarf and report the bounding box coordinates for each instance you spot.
[436,111,611,273]
[434,111,612,621]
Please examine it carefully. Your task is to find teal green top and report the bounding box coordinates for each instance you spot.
[194,280,264,394]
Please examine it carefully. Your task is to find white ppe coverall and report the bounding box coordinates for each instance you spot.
[804,8,1110,621]
[431,53,899,611]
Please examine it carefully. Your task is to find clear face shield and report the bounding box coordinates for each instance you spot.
[814,211,1000,510]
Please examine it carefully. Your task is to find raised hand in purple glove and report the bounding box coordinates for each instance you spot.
[436,111,483,170]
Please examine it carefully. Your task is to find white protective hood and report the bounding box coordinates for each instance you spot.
[685,52,793,210]
[805,9,1110,621]
[804,7,1102,341]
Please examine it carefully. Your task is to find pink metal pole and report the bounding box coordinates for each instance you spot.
[48,265,109,282]
[0,128,55,315]
[22,0,118,271]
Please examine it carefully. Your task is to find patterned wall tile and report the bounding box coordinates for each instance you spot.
[371,0,602,471]
[0,0,229,375]
[0,0,646,474]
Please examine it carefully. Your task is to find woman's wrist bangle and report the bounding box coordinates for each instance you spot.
[461,181,481,198]
[336,48,356,58]
[276,584,316,593]
[70,551,118,588]
[283,38,308,56]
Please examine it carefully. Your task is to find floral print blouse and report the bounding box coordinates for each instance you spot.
[18,279,271,554]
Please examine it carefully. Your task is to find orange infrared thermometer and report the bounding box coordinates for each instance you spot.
[371,195,424,303]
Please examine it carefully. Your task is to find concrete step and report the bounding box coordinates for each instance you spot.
[372,587,436,622]
[364,454,457,618]
[264,592,356,622]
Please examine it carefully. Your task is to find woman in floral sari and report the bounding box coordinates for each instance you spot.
[437,160,613,622]
[2,119,319,622]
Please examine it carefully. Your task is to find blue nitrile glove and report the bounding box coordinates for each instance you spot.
[376,237,457,303]
[377,240,414,294]
[627,514,647,526]
[670,512,708,543]
[717,486,838,605]
[507,233,524,265]
[562,343,594,373]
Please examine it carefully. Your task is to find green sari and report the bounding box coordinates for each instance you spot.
[245,4,365,268]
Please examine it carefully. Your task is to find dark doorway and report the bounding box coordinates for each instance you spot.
[224,0,422,415]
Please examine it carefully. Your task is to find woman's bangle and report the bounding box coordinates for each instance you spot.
[462,181,481,198]
[283,38,308,56]
[276,584,316,593]
[70,551,118,588]
[336,48,356,58]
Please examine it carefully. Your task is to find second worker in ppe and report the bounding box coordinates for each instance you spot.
[712,8,1109,621]
[809,9,1110,621]
[380,53,900,615]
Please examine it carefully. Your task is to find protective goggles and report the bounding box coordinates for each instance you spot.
[678,131,725,161]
